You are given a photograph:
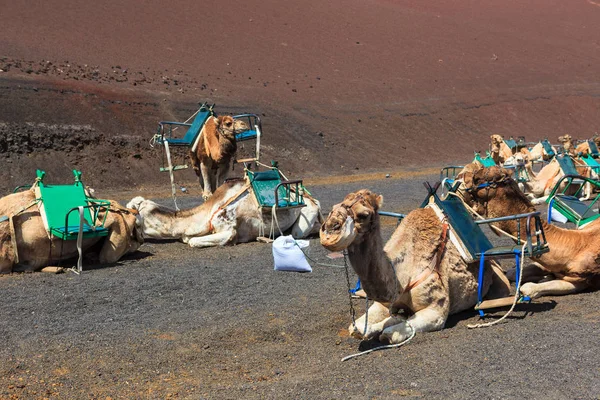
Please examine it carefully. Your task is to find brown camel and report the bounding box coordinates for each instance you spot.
[320,190,510,344]
[460,166,600,298]
[558,134,578,157]
[188,115,248,200]
[0,189,143,273]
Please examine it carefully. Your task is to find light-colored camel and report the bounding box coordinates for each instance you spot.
[490,134,515,165]
[0,189,143,273]
[573,136,600,156]
[319,190,510,344]
[460,166,600,298]
[188,115,248,200]
[128,179,322,248]
[557,134,578,157]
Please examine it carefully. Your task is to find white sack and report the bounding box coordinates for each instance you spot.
[272,235,312,273]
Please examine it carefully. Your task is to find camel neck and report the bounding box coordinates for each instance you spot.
[346,221,399,303]
[485,185,537,236]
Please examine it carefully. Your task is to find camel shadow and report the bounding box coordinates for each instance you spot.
[356,301,557,350]
[444,300,558,329]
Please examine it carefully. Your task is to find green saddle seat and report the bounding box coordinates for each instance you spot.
[541,140,556,158]
[157,104,212,147]
[35,170,110,241]
[474,152,496,168]
[555,154,579,176]
[247,169,304,208]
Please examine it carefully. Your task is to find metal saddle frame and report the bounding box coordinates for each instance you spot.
[546,174,600,228]
[422,182,549,315]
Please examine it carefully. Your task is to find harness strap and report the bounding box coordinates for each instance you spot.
[207,184,250,233]
[404,222,449,292]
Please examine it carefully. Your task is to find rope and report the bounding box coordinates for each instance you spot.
[341,321,415,362]
[467,242,527,329]
[70,206,85,275]
[163,141,180,211]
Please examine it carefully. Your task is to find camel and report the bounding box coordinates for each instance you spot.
[557,134,578,157]
[490,134,515,165]
[459,166,600,298]
[0,189,143,273]
[188,115,249,200]
[127,178,322,248]
[319,190,510,344]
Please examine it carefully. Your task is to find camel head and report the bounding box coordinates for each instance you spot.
[460,166,519,206]
[558,134,574,151]
[216,116,249,141]
[593,135,600,147]
[320,189,382,252]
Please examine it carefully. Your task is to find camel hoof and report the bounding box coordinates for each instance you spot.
[520,282,540,299]
[379,324,412,344]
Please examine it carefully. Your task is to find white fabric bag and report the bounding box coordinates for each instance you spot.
[550,207,568,224]
[272,235,312,273]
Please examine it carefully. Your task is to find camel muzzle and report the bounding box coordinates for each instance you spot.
[320,215,356,251]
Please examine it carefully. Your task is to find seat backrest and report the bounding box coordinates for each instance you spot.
[504,138,517,151]
[178,108,212,143]
[587,140,599,157]
[555,154,579,176]
[541,140,556,157]
[36,181,94,234]
[435,195,493,258]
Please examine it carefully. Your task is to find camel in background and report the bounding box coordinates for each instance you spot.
[490,134,515,165]
[0,189,143,273]
[460,166,600,298]
[189,116,248,200]
[128,179,322,248]
[320,190,509,344]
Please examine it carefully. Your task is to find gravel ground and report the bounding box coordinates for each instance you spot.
[1,173,599,399]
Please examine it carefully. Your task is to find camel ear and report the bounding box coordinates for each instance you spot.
[375,195,383,209]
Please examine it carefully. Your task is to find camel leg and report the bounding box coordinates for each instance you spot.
[200,162,213,200]
[505,262,552,283]
[215,163,230,188]
[379,306,448,344]
[347,301,390,339]
[520,279,588,299]
[187,230,236,248]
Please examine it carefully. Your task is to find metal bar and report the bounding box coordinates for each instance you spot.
[474,211,541,224]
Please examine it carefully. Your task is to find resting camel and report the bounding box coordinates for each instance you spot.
[460,166,600,298]
[188,115,248,200]
[572,136,600,156]
[319,190,510,344]
[557,134,578,157]
[490,134,515,165]
[0,189,143,273]
[128,179,322,247]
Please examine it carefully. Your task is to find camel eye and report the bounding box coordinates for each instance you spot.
[357,211,370,220]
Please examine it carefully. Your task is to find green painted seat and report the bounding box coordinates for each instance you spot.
[541,140,556,158]
[555,154,579,176]
[546,175,600,228]
[35,170,110,241]
[585,140,599,158]
[247,167,305,209]
[156,103,213,147]
[504,138,517,151]
[581,154,600,174]
[474,152,496,167]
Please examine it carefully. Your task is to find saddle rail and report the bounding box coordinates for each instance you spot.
[274,180,305,209]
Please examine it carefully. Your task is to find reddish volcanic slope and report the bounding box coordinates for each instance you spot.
[1,0,600,190]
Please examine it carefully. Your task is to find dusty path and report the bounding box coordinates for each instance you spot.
[1,174,599,399]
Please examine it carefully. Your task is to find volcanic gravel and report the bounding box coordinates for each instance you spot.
[1,174,599,399]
